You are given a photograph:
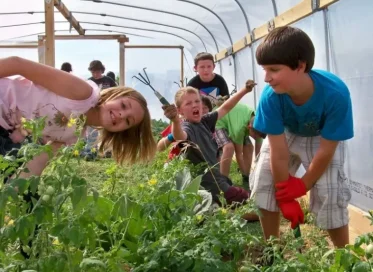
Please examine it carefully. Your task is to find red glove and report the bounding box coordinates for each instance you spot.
[278,200,304,229]
[275,175,307,202]
[224,186,249,205]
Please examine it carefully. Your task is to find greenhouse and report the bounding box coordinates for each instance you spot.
[0,0,372,271]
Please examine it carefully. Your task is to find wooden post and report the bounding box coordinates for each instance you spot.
[44,0,55,67]
[38,37,45,64]
[180,46,184,86]
[118,36,127,86]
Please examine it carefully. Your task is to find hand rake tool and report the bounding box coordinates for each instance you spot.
[132,67,170,106]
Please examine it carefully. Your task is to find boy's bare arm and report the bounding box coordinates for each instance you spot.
[268,134,289,183]
[157,137,171,152]
[171,117,187,141]
[301,138,339,190]
[216,80,256,120]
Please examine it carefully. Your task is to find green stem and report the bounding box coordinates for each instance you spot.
[64,244,74,272]
[110,176,117,197]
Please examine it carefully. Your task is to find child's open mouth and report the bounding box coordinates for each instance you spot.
[192,109,200,117]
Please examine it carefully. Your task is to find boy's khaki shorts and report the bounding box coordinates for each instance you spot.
[249,132,351,230]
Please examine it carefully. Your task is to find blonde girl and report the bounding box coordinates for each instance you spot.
[0,56,156,179]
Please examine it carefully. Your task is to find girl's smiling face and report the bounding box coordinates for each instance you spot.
[99,97,145,132]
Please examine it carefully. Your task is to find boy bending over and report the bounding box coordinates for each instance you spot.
[251,26,353,248]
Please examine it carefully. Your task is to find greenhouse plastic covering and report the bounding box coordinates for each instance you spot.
[0,0,373,212]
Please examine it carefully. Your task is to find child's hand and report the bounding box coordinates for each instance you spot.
[278,200,304,229]
[9,124,29,144]
[243,80,257,93]
[162,104,178,121]
[8,110,30,144]
[275,175,307,202]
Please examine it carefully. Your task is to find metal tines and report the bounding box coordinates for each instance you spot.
[132,67,170,106]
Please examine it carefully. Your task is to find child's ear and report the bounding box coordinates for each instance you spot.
[193,66,197,72]
[297,61,307,72]
[177,107,182,115]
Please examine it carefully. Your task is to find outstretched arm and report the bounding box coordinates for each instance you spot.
[157,137,172,152]
[162,105,187,141]
[0,57,93,100]
[216,80,256,120]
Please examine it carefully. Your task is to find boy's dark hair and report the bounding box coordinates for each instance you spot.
[89,60,105,72]
[201,95,213,112]
[256,26,315,73]
[106,71,115,81]
[194,52,215,66]
[61,62,72,72]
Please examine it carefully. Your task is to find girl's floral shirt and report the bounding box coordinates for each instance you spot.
[0,77,100,145]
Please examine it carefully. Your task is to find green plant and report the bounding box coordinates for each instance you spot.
[1,117,372,272]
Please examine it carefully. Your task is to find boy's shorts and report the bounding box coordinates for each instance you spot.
[249,131,351,230]
[215,128,252,149]
[215,129,230,149]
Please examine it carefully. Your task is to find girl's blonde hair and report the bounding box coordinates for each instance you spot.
[174,86,200,107]
[95,87,156,165]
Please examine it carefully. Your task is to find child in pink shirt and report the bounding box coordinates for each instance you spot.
[0,56,158,259]
[0,56,156,178]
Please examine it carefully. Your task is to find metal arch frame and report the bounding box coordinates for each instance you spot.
[84,28,153,39]
[68,21,195,48]
[0,28,156,42]
[230,0,258,107]
[0,11,199,48]
[0,32,48,41]
[0,19,194,50]
[0,29,75,42]
[82,0,220,53]
[69,10,208,51]
[322,9,331,72]
[0,22,45,28]
[271,0,279,16]
[175,0,233,45]
[232,0,250,32]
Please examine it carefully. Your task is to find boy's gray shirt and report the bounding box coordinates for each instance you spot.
[181,111,219,167]
[181,111,231,195]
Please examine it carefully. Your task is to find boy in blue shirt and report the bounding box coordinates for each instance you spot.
[251,26,353,248]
